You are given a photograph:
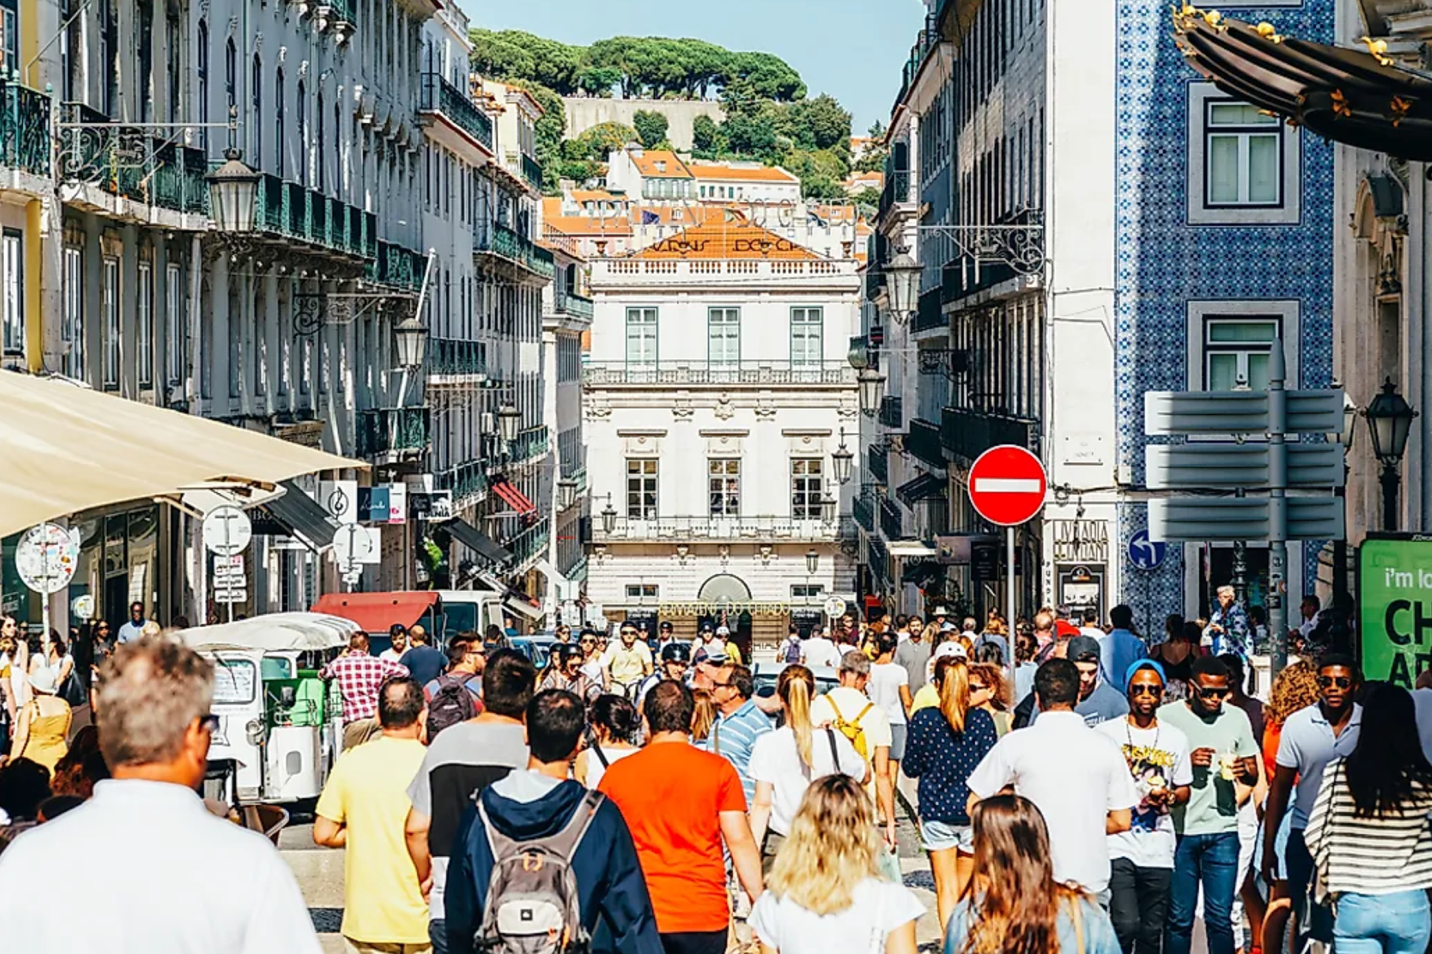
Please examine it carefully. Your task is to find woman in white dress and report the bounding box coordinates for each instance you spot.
[574,694,641,790]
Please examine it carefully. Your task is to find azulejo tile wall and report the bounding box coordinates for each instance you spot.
[1113,1,1335,617]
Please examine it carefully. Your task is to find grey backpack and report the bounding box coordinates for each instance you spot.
[475,789,603,954]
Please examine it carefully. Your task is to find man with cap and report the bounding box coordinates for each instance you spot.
[1017,635,1129,729]
[1097,660,1193,954]
[654,621,677,656]
[638,641,692,711]
[692,642,728,691]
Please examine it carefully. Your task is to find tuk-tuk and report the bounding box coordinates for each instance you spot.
[178,612,358,806]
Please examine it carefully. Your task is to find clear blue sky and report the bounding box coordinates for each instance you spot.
[456,0,928,134]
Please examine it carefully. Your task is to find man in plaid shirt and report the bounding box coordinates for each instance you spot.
[322,633,410,749]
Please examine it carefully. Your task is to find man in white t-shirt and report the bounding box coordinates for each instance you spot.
[1097,660,1193,954]
[809,651,896,846]
[968,657,1139,896]
[800,629,842,670]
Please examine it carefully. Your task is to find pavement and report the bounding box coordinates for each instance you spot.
[282,774,941,953]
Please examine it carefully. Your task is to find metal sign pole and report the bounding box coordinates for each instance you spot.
[1006,525,1017,687]
[1268,344,1288,679]
[224,516,234,623]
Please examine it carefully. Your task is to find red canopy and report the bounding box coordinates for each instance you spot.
[311,592,439,635]
[492,480,537,515]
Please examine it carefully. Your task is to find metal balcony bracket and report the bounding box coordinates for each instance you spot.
[917,348,970,381]
[916,222,1046,275]
[292,290,418,337]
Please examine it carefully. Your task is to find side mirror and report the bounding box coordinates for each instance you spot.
[279,686,297,709]
[245,717,265,746]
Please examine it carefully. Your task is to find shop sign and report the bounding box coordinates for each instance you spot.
[1051,520,1109,564]
[1360,538,1432,688]
[659,601,792,617]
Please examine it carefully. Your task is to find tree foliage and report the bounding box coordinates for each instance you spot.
[570,122,639,161]
[632,110,670,150]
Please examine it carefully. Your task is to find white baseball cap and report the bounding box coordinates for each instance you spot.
[934,642,967,661]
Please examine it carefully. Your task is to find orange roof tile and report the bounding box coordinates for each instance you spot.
[573,189,622,203]
[630,151,692,180]
[634,221,820,261]
[687,163,799,184]
[628,204,745,228]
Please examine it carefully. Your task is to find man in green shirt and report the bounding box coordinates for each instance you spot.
[1157,655,1259,954]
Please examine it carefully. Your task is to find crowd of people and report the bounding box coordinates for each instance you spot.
[0,590,1427,954]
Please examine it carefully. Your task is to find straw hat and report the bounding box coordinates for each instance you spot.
[29,667,59,695]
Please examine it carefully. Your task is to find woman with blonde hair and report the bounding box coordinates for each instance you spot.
[749,665,868,869]
[750,774,923,954]
[945,794,1120,954]
[690,687,717,742]
[904,655,1000,933]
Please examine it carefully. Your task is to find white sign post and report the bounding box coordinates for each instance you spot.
[332,525,380,590]
[203,506,253,620]
[15,523,80,648]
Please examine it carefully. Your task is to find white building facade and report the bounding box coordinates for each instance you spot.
[584,223,861,647]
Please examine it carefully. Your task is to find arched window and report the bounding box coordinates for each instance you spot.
[250,54,262,167]
[275,68,285,176]
[316,90,325,193]
[196,20,208,148]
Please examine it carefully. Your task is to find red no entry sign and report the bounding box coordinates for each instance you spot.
[967,445,1048,526]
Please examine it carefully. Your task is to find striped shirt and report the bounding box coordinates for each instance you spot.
[1304,757,1432,897]
[706,698,773,804]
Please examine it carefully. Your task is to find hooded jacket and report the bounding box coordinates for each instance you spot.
[444,776,662,954]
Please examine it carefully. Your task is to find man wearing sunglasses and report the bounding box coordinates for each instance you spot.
[1158,655,1260,954]
[1261,653,1362,947]
[1098,660,1192,954]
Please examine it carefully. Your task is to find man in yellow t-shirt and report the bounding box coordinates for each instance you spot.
[603,624,654,693]
[314,676,432,953]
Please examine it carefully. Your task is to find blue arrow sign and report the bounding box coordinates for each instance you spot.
[1128,529,1167,571]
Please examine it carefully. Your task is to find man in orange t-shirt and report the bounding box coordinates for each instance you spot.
[599,681,764,954]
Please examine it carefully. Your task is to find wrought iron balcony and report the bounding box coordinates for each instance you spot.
[583,360,857,387]
[507,517,551,567]
[556,292,594,321]
[854,492,876,533]
[521,154,543,192]
[878,395,903,429]
[510,425,550,463]
[477,223,555,280]
[879,497,903,541]
[251,172,379,259]
[914,286,946,334]
[907,418,946,469]
[1,79,52,177]
[58,102,209,214]
[419,73,494,152]
[367,240,426,290]
[867,534,890,587]
[868,444,889,485]
[435,459,490,504]
[427,338,488,380]
[940,405,1040,464]
[593,515,854,543]
[878,169,912,220]
[357,406,430,459]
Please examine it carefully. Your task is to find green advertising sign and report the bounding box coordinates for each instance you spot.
[1360,538,1432,688]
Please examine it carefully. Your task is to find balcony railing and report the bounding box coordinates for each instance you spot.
[868,445,889,485]
[420,73,494,152]
[367,240,426,290]
[507,517,551,567]
[878,170,912,220]
[941,405,1041,464]
[907,417,946,469]
[357,407,430,458]
[868,534,890,588]
[584,361,857,387]
[557,292,594,321]
[854,493,876,533]
[521,153,543,192]
[477,223,555,280]
[1,79,52,177]
[59,102,208,214]
[435,459,490,503]
[594,515,854,543]
[250,171,379,260]
[914,286,946,334]
[510,425,550,463]
[880,498,904,541]
[878,395,903,429]
[428,338,488,379]
[596,258,857,282]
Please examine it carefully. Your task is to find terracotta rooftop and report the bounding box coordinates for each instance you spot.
[633,221,821,261]
[687,163,799,183]
[630,151,693,180]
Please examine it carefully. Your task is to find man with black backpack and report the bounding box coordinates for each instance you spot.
[425,637,486,739]
[444,689,661,954]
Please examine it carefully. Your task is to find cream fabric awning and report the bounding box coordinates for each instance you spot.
[1,372,363,536]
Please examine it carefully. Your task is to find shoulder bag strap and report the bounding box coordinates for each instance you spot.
[856,702,875,722]
[825,727,841,769]
[591,740,610,768]
[546,790,606,862]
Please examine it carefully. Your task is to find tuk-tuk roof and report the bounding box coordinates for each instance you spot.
[178,612,361,653]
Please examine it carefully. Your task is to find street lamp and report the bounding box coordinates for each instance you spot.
[600,494,618,535]
[858,367,886,416]
[832,433,854,485]
[557,477,577,511]
[806,548,819,575]
[819,491,838,524]
[497,403,521,444]
[1364,377,1418,530]
[394,313,428,369]
[884,248,921,319]
[206,148,260,233]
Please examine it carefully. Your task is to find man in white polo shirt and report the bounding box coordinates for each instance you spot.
[967,657,1139,898]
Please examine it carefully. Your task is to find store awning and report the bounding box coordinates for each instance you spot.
[442,518,512,566]
[1172,9,1432,160]
[491,480,538,516]
[259,481,341,551]
[887,540,939,559]
[310,592,439,635]
[504,596,545,621]
[896,472,945,508]
[0,371,360,537]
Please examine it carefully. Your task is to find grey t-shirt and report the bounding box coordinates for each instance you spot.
[893,638,932,692]
[406,720,529,922]
[1031,681,1130,728]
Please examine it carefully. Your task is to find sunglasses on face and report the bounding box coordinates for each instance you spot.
[969,682,989,692]
[1130,684,1165,697]
[580,639,596,646]
[1318,676,1352,690]
[1196,686,1231,700]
